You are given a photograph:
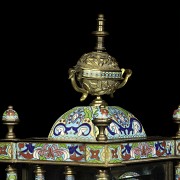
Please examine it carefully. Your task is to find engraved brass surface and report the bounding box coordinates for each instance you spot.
[69,14,132,104]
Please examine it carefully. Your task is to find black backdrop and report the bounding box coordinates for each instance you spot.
[0,1,179,139]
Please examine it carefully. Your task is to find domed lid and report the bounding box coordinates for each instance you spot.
[2,105,19,122]
[173,105,180,120]
[48,106,146,142]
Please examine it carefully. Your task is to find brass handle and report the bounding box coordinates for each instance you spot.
[68,68,89,101]
[118,68,132,89]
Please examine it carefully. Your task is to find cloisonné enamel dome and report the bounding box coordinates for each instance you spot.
[48,106,146,141]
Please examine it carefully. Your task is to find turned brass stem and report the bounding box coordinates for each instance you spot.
[93,117,112,141]
[92,14,109,52]
[6,124,16,139]
[98,126,108,141]
[90,96,108,106]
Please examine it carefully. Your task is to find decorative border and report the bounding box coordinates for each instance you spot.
[176,139,180,155]
[82,70,122,79]
[121,140,174,161]
[0,142,15,160]
[0,139,176,165]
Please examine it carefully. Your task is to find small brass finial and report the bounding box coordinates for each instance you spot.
[8,105,13,109]
[92,106,112,141]
[92,14,109,52]
[2,105,20,139]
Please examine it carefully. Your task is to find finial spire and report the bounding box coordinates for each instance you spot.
[92,14,109,51]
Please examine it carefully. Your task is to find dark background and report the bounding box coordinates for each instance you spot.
[0,1,179,139]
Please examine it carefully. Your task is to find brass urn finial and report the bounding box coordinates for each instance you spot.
[68,14,132,105]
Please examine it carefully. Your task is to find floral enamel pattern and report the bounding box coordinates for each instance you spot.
[86,144,105,163]
[2,106,19,121]
[5,140,175,164]
[17,142,85,162]
[48,106,146,141]
[0,143,13,159]
[121,140,174,161]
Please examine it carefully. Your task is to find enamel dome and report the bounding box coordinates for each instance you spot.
[2,105,19,122]
[48,106,146,141]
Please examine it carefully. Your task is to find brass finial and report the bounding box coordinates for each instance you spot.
[8,105,13,109]
[2,105,20,139]
[92,14,109,52]
[92,105,112,141]
[68,14,132,104]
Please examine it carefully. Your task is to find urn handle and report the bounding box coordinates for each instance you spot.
[118,68,132,89]
[68,68,89,101]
